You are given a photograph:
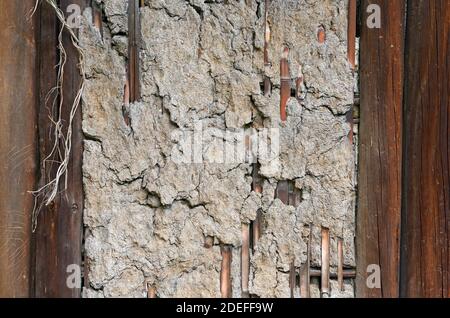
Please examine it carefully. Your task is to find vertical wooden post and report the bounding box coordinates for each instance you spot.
[401,0,449,298]
[356,0,405,298]
[59,0,86,297]
[33,0,87,298]
[0,0,38,297]
[33,0,60,298]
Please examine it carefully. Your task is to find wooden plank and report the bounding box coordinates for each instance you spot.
[57,0,86,298]
[0,0,38,297]
[33,0,63,298]
[400,0,449,298]
[33,0,87,298]
[356,0,406,298]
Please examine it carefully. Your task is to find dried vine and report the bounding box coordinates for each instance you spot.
[30,0,86,232]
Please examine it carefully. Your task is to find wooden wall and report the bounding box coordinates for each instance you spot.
[357,0,449,298]
[0,0,448,298]
[0,0,86,298]
[0,0,38,298]
[400,0,449,298]
[32,0,87,298]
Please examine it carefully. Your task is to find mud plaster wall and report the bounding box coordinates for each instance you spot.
[81,0,356,298]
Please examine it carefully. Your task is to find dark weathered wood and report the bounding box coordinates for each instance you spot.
[33,0,60,298]
[0,0,38,297]
[33,0,87,298]
[400,0,449,298]
[128,0,140,102]
[58,0,86,298]
[356,0,406,298]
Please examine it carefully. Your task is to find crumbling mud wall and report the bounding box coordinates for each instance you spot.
[81,0,356,298]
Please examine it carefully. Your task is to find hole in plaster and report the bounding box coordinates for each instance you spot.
[275,180,302,208]
[290,87,297,97]
[260,80,272,96]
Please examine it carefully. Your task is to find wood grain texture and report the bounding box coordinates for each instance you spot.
[401,0,449,298]
[356,0,406,298]
[0,0,38,297]
[33,0,87,298]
